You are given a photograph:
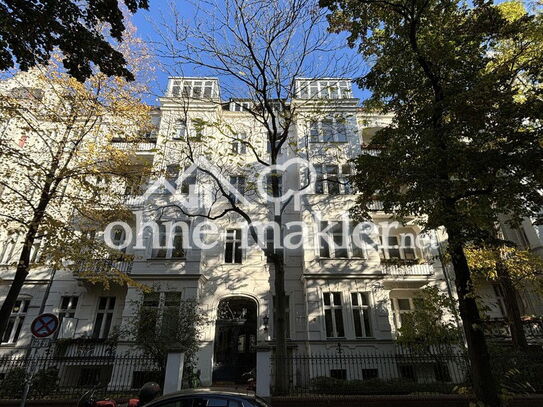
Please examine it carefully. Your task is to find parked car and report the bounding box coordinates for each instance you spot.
[143,389,270,407]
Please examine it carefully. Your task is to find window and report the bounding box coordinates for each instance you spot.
[2,298,30,344]
[150,223,188,259]
[10,87,44,100]
[384,236,401,259]
[297,80,352,99]
[92,297,116,339]
[352,293,372,337]
[166,164,180,189]
[30,239,42,263]
[151,223,167,259]
[140,291,183,338]
[180,167,197,194]
[399,365,416,381]
[231,132,247,154]
[362,369,379,380]
[330,369,347,380]
[315,165,339,195]
[380,234,418,260]
[58,296,78,325]
[265,172,283,196]
[171,79,216,98]
[308,118,349,143]
[391,298,414,330]
[319,221,366,259]
[323,292,345,338]
[434,363,452,382]
[225,229,242,264]
[272,295,290,338]
[309,121,319,142]
[124,170,149,196]
[229,176,246,203]
[78,367,101,386]
[190,119,204,142]
[230,101,251,112]
[0,235,18,265]
[403,235,416,260]
[315,164,351,195]
[161,292,183,336]
[173,120,186,140]
[111,227,127,253]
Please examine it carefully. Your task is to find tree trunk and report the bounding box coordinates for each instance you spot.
[495,255,529,351]
[0,226,38,339]
[0,188,51,340]
[272,253,289,395]
[447,231,500,406]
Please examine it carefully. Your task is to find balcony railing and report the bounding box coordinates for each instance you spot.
[483,318,543,342]
[111,137,157,151]
[382,262,434,276]
[76,258,133,275]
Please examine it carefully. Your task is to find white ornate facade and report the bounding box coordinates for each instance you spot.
[0,77,541,393]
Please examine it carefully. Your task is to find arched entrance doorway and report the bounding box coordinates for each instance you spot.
[212,296,257,384]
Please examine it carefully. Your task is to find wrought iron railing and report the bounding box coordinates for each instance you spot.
[0,345,161,399]
[483,318,543,342]
[75,259,133,275]
[272,349,470,395]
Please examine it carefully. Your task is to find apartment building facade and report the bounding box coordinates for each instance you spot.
[0,76,541,394]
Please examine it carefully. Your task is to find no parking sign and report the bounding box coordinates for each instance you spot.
[30,313,59,338]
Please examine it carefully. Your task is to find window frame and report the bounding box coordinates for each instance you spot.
[224,229,243,264]
[379,234,419,260]
[297,80,352,99]
[150,222,189,260]
[92,296,116,339]
[390,297,414,330]
[231,132,247,154]
[1,298,30,344]
[318,221,367,259]
[308,118,349,143]
[314,164,351,195]
[323,292,345,338]
[351,292,373,338]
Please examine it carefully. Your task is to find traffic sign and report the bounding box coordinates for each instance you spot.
[30,313,59,338]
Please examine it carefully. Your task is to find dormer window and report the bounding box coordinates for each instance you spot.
[297,79,352,99]
[170,79,217,98]
[230,101,251,112]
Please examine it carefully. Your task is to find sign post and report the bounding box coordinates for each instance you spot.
[20,314,60,407]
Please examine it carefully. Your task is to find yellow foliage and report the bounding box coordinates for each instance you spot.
[465,246,543,286]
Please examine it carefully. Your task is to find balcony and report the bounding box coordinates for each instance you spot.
[483,317,543,343]
[75,258,133,275]
[382,261,434,276]
[111,136,157,152]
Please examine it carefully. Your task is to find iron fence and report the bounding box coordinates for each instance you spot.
[273,350,471,395]
[0,346,162,400]
[273,348,543,396]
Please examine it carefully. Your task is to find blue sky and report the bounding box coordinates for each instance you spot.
[130,1,371,105]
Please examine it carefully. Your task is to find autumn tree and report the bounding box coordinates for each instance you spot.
[320,0,543,405]
[152,0,356,394]
[0,0,149,81]
[466,244,543,349]
[0,24,154,340]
